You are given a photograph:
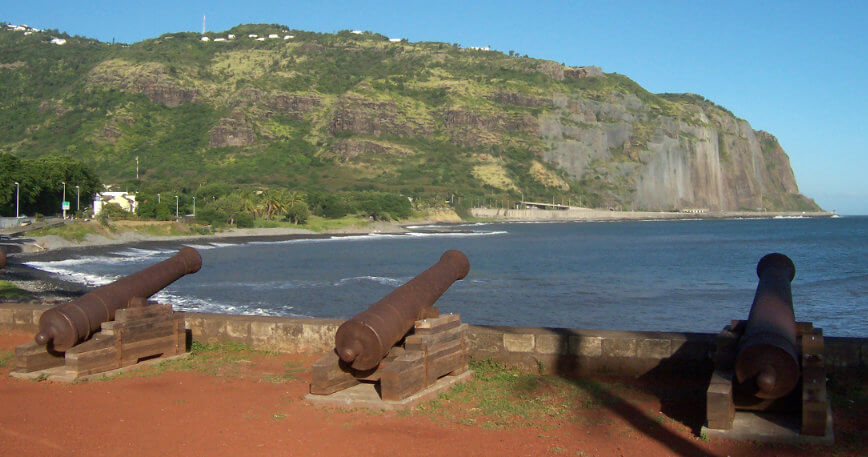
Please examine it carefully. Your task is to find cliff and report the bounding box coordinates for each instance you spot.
[0,24,820,211]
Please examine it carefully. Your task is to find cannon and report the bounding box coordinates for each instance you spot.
[34,246,202,352]
[734,253,800,399]
[334,249,470,371]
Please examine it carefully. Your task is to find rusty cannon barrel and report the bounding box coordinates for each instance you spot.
[34,246,202,351]
[735,253,800,399]
[334,249,470,371]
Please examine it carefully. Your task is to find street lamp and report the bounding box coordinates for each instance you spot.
[75,185,80,213]
[61,181,66,219]
[192,196,196,217]
[157,193,161,203]
[14,182,19,218]
[175,195,179,219]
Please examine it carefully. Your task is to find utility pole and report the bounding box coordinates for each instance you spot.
[75,185,80,213]
[14,181,19,218]
[175,195,179,219]
[158,193,161,203]
[192,196,196,216]
[136,156,139,180]
[61,181,66,219]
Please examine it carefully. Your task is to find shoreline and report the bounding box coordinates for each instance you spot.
[0,209,840,303]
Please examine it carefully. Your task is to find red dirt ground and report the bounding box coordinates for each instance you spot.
[0,331,863,457]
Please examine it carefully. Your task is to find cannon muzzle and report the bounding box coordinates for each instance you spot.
[334,250,469,371]
[35,246,202,351]
[735,253,800,399]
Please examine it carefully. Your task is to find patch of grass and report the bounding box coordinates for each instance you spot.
[29,222,105,241]
[0,351,14,368]
[0,280,32,300]
[301,215,370,232]
[413,359,604,430]
[102,340,270,380]
[263,360,304,383]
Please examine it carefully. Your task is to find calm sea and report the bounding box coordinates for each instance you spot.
[25,217,867,337]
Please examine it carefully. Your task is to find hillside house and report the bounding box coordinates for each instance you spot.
[389,38,402,42]
[50,38,67,45]
[214,38,226,42]
[227,34,236,39]
[200,36,210,41]
[268,34,279,39]
[248,34,258,38]
[93,192,137,215]
[283,35,294,40]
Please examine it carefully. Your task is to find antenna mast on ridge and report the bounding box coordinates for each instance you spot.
[202,14,206,34]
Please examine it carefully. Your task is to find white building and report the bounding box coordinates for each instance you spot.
[256,37,265,41]
[248,34,258,38]
[389,38,402,42]
[283,35,294,40]
[93,192,138,215]
[200,36,210,42]
[268,33,279,39]
[227,34,236,39]
[214,37,226,42]
[50,38,67,45]
[351,30,363,35]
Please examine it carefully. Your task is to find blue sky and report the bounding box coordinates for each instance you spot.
[5,1,867,214]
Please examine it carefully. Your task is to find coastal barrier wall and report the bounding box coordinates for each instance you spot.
[1,302,864,377]
[469,207,834,222]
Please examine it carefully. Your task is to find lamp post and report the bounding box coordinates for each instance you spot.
[157,193,161,203]
[175,195,179,219]
[192,196,196,217]
[14,182,20,218]
[75,185,80,213]
[61,181,66,219]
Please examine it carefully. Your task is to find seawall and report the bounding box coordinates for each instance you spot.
[2,302,864,377]
[470,207,835,222]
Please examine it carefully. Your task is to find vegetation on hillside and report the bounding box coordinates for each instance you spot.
[0,23,818,216]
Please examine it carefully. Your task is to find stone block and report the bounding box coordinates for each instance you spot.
[670,337,712,360]
[201,318,227,343]
[569,335,602,357]
[862,342,868,367]
[602,337,636,358]
[249,321,277,350]
[301,323,337,352]
[825,341,860,368]
[637,338,671,359]
[466,329,504,355]
[225,320,251,343]
[12,309,33,326]
[272,322,304,353]
[535,334,567,354]
[503,333,534,353]
[0,307,12,324]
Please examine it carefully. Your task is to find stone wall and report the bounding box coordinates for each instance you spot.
[2,303,864,376]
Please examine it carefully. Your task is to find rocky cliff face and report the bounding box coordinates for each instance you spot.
[539,91,816,211]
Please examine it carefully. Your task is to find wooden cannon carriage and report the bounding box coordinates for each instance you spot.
[704,253,832,442]
[307,250,471,408]
[11,247,201,382]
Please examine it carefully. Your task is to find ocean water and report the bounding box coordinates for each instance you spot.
[24,217,867,337]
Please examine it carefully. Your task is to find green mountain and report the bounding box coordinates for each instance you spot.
[0,23,820,212]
